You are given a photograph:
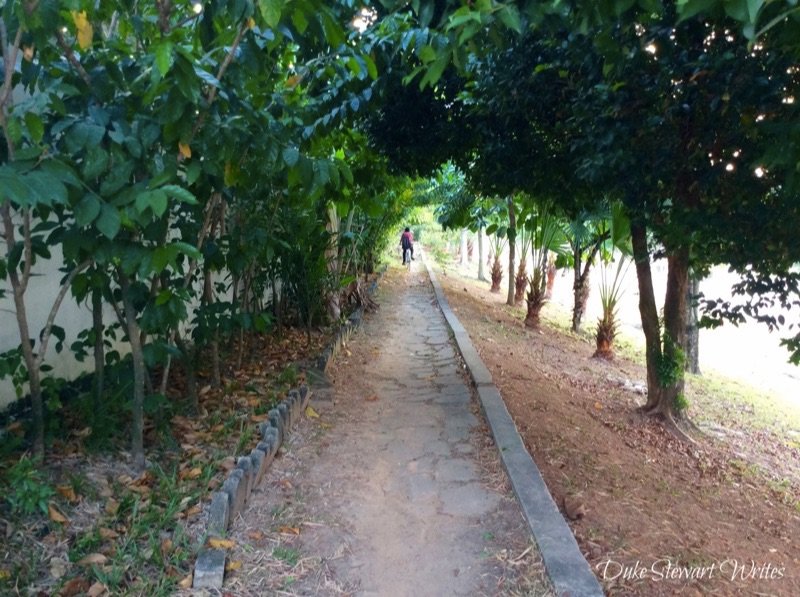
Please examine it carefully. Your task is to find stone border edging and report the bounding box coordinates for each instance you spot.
[422,255,604,597]
[192,385,311,589]
[317,267,384,373]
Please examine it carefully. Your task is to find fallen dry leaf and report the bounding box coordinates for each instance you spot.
[365,394,378,402]
[178,574,193,589]
[87,582,107,597]
[77,553,108,566]
[49,558,68,580]
[48,503,69,524]
[160,538,173,557]
[185,504,202,518]
[56,485,79,503]
[305,406,320,419]
[207,538,235,550]
[105,499,119,515]
[98,527,118,540]
[225,560,242,572]
[278,526,300,535]
[247,530,265,541]
[180,467,203,480]
[59,577,90,597]
[74,426,92,438]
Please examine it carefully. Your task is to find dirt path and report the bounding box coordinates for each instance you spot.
[220,266,551,596]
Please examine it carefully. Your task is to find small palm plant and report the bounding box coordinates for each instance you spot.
[489,233,507,293]
[514,225,532,304]
[523,202,565,328]
[594,255,631,359]
[524,266,546,327]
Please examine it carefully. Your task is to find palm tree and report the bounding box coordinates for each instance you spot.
[514,223,532,304]
[522,201,567,327]
[594,203,632,359]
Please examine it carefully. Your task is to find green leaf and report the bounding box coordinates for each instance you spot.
[746,0,763,22]
[173,241,201,260]
[291,7,308,33]
[363,54,378,80]
[162,184,198,205]
[26,171,67,206]
[150,190,168,218]
[676,0,718,22]
[497,4,522,33]
[24,113,44,143]
[5,116,23,145]
[420,55,449,89]
[74,195,101,226]
[155,289,173,306]
[96,204,121,239]
[154,41,174,76]
[321,11,345,47]
[186,161,202,185]
[193,67,220,89]
[418,45,437,64]
[151,245,178,274]
[259,0,284,28]
[82,146,109,179]
[283,146,300,167]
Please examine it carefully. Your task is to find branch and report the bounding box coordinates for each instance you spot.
[191,22,249,138]
[181,193,220,289]
[20,208,32,293]
[55,30,92,86]
[0,23,23,159]
[35,260,92,367]
[0,24,23,108]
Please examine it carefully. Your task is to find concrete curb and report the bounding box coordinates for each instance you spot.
[423,255,604,597]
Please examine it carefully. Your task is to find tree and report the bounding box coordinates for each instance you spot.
[566,6,800,425]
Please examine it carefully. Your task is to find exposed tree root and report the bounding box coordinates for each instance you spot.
[640,405,698,444]
[343,279,379,312]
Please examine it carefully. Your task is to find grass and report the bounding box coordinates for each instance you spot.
[272,545,301,567]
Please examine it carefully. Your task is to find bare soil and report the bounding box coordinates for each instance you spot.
[435,263,800,596]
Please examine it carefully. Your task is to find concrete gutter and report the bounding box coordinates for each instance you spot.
[423,254,604,597]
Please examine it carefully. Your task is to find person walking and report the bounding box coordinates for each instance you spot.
[400,227,415,264]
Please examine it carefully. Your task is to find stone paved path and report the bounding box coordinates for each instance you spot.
[223,266,549,596]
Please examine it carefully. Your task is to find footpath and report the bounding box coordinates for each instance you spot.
[215,262,565,596]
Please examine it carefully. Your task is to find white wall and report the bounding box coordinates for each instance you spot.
[0,244,119,408]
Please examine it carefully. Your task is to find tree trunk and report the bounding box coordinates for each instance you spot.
[571,246,583,332]
[545,261,557,299]
[92,288,105,414]
[459,229,468,266]
[655,249,690,417]
[514,260,527,304]
[175,331,199,414]
[631,222,663,411]
[203,269,222,387]
[685,274,701,375]
[119,272,146,470]
[506,199,516,306]
[490,256,503,293]
[525,268,545,328]
[1,202,44,457]
[477,226,487,282]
